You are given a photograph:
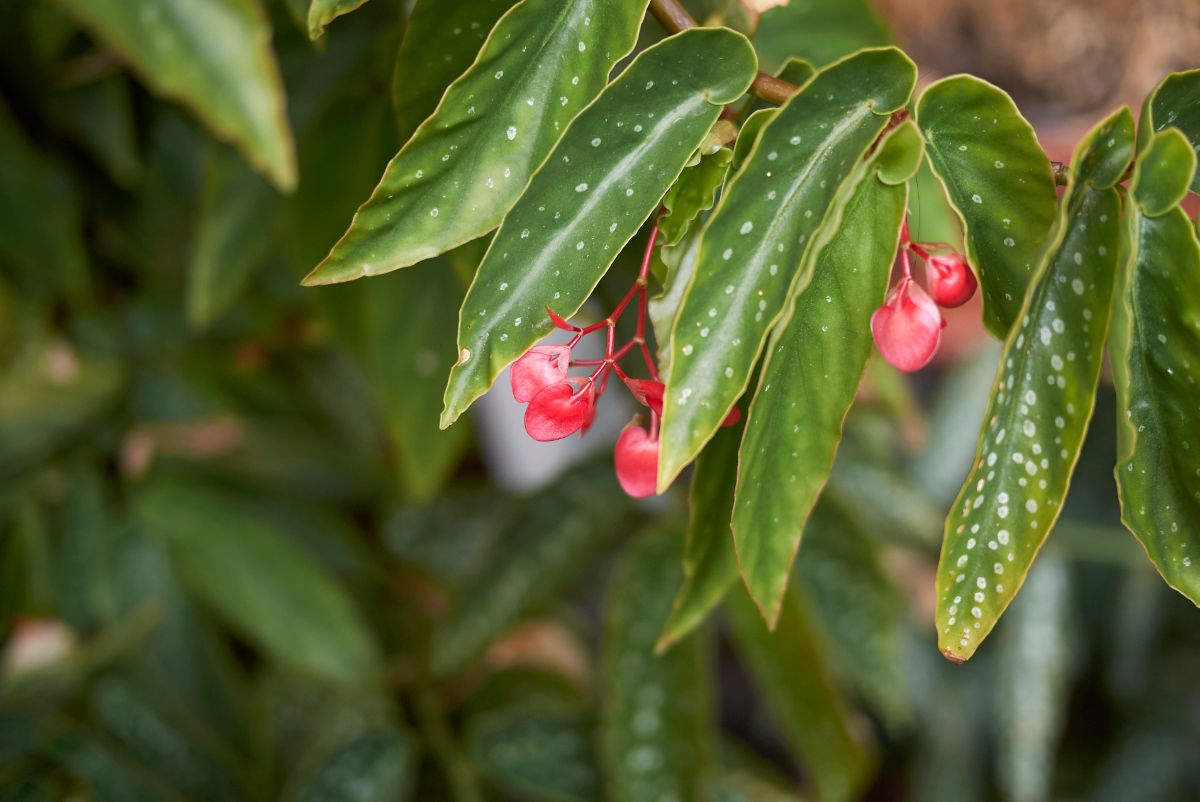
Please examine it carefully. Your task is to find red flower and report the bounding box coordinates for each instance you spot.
[624,378,664,414]
[871,276,945,372]
[614,419,659,498]
[924,252,977,308]
[524,380,595,441]
[511,345,570,403]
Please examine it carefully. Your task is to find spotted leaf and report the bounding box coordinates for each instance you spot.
[441,28,757,427]
[732,132,909,625]
[659,48,916,492]
[1111,128,1200,606]
[303,0,650,285]
[917,75,1058,337]
[55,0,296,190]
[1138,69,1200,193]
[936,108,1135,662]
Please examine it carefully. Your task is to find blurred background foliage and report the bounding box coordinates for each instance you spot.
[0,1,1198,801]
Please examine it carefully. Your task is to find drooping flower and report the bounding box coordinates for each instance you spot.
[511,345,571,403]
[524,380,595,441]
[624,378,664,414]
[614,419,659,498]
[924,252,978,308]
[871,276,945,372]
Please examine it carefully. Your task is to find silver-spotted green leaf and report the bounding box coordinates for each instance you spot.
[732,132,908,625]
[660,147,734,247]
[466,705,596,802]
[917,75,1058,337]
[441,28,757,426]
[288,728,416,802]
[136,482,382,684]
[55,0,296,190]
[1138,69,1200,193]
[430,461,627,675]
[657,403,745,651]
[304,0,651,285]
[391,0,517,143]
[601,529,711,802]
[307,0,371,40]
[936,108,1135,662]
[649,226,703,374]
[726,588,874,802]
[659,48,917,491]
[1111,129,1200,606]
[752,0,889,71]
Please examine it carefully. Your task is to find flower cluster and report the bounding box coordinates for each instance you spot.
[871,222,977,371]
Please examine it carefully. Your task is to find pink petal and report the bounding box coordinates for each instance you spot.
[614,421,659,498]
[524,381,594,441]
[511,345,570,403]
[925,252,978,308]
[871,277,944,372]
[623,378,664,415]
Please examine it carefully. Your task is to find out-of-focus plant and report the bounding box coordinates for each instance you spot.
[1,1,1199,800]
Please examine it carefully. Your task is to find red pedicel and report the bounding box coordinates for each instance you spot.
[511,345,571,403]
[870,276,945,372]
[524,381,596,441]
[924,252,978,308]
[614,419,659,498]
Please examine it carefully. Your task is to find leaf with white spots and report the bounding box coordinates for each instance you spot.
[917,75,1058,337]
[659,48,916,491]
[936,107,1135,662]
[726,587,875,802]
[392,0,518,144]
[55,0,297,190]
[303,0,651,285]
[601,529,712,802]
[1138,69,1200,193]
[307,0,371,40]
[1111,128,1200,606]
[441,28,758,427]
[732,134,908,625]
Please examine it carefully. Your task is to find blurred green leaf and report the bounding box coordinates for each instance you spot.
[136,481,382,684]
[602,529,712,802]
[54,0,297,189]
[287,727,417,802]
[917,75,1059,337]
[466,705,597,802]
[937,108,1134,662]
[48,75,141,187]
[1138,69,1200,193]
[441,28,757,426]
[304,0,651,284]
[752,0,889,71]
[48,731,186,802]
[659,48,916,492]
[1111,128,1200,606]
[307,0,372,40]
[392,0,517,144]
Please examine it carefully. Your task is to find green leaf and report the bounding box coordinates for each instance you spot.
[430,461,627,675]
[1111,129,1200,606]
[55,0,296,190]
[731,132,908,624]
[660,146,734,247]
[0,100,89,300]
[48,76,141,188]
[601,529,711,802]
[303,0,651,285]
[186,143,281,328]
[936,108,1135,662]
[392,0,517,144]
[659,48,916,491]
[732,108,774,169]
[726,587,874,802]
[752,0,889,71]
[917,75,1059,337]
[440,28,757,426]
[288,728,417,802]
[875,118,924,185]
[136,481,382,683]
[307,0,371,40]
[1138,69,1200,193]
[657,404,744,651]
[466,705,596,802]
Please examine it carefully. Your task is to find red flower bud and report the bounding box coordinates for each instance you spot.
[871,276,944,372]
[614,419,659,498]
[623,378,664,414]
[511,345,571,403]
[524,380,595,441]
[721,405,741,427]
[924,252,977,308]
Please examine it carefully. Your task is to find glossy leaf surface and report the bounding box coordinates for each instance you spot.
[466,706,596,802]
[936,108,1134,662]
[441,28,757,426]
[305,0,651,284]
[392,0,517,143]
[660,48,916,490]
[55,0,296,190]
[1138,69,1200,192]
[917,76,1058,336]
[136,482,382,683]
[732,142,907,624]
[1112,129,1200,605]
[753,0,889,71]
[307,0,371,40]
[602,530,710,802]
